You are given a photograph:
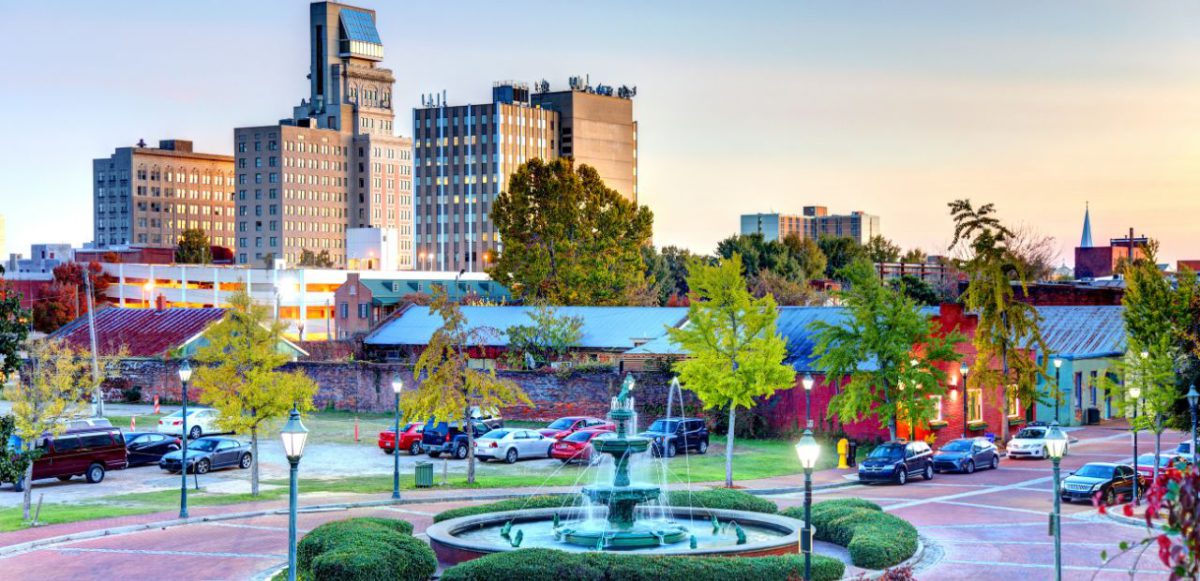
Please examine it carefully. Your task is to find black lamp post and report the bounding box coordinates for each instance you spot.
[1052,358,1063,424]
[959,362,970,438]
[1045,422,1069,581]
[177,359,192,519]
[1188,385,1199,462]
[281,408,309,581]
[391,375,404,500]
[802,373,815,430]
[1130,383,1141,505]
[795,430,821,581]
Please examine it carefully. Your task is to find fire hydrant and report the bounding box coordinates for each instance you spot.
[837,438,849,469]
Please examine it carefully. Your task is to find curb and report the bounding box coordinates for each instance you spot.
[743,479,861,496]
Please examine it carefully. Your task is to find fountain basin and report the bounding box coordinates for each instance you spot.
[427,506,806,566]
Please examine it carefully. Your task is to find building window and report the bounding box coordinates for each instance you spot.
[1074,372,1083,409]
[1089,371,1098,407]
[358,303,369,319]
[967,389,983,423]
[931,395,944,423]
[1007,387,1020,419]
[340,302,349,319]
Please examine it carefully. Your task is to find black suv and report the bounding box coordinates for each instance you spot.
[421,419,490,460]
[858,440,934,485]
[639,418,709,458]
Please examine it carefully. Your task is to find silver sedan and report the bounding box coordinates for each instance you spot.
[474,429,553,463]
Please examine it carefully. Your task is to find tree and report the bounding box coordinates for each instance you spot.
[901,248,927,264]
[488,158,654,305]
[298,249,335,268]
[405,289,531,484]
[4,339,93,521]
[749,269,819,306]
[667,254,795,487]
[889,274,941,306]
[175,228,212,264]
[1007,224,1060,282]
[864,235,902,264]
[816,236,865,280]
[505,306,584,368]
[191,291,318,496]
[0,278,30,378]
[949,200,1049,444]
[32,262,108,333]
[782,235,828,281]
[810,260,963,441]
[716,234,804,282]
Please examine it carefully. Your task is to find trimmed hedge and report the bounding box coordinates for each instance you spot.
[440,548,845,581]
[783,499,918,570]
[296,517,434,581]
[433,489,776,523]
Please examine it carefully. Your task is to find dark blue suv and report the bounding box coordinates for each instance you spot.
[421,419,490,460]
[639,418,709,458]
[858,440,934,485]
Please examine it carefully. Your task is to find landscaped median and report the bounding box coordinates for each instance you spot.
[293,517,436,581]
[432,488,779,523]
[783,498,919,570]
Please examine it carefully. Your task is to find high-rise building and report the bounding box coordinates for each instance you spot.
[93,139,235,249]
[740,206,881,244]
[233,1,412,269]
[413,79,638,272]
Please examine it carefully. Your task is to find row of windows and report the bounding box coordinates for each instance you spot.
[117,169,233,186]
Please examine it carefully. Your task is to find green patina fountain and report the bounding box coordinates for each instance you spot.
[553,375,689,549]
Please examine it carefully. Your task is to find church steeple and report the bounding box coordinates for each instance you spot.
[1080,202,1094,248]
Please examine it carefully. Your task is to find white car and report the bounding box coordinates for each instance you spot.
[1007,426,1069,459]
[473,429,552,464]
[157,408,221,440]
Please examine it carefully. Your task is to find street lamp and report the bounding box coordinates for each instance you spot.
[1045,421,1068,581]
[177,359,192,519]
[281,408,309,581]
[959,362,970,438]
[795,430,821,581]
[142,281,155,307]
[391,374,404,500]
[802,373,815,430]
[1129,384,1141,505]
[1188,385,1199,463]
[1052,358,1063,424]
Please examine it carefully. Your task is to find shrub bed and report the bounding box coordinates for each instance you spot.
[440,548,844,581]
[783,499,918,569]
[433,495,582,523]
[433,489,776,523]
[296,517,434,581]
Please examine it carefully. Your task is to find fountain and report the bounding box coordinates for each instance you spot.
[426,375,805,565]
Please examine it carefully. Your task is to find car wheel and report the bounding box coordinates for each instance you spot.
[188,426,202,441]
[1042,446,1049,459]
[455,445,468,460]
[991,455,1000,470]
[239,453,252,469]
[85,463,106,484]
[697,440,709,455]
[383,447,395,455]
[924,464,934,480]
[667,443,678,458]
[505,448,519,464]
[196,459,211,475]
[965,461,976,475]
[57,475,73,482]
[897,469,908,485]
[409,442,422,456]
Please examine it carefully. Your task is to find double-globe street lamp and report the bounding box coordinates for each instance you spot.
[177,360,192,519]
[1044,422,1069,581]
[1188,385,1199,463]
[795,430,821,581]
[391,375,404,500]
[1052,358,1063,424]
[802,373,814,430]
[281,408,309,581]
[1129,381,1142,506]
[959,362,970,438]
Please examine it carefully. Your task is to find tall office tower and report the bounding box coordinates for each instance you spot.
[234,2,412,268]
[92,140,235,249]
[413,78,637,272]
[740,206,881,244]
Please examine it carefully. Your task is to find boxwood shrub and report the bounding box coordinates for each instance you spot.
[433,489,776,523]
[440,548,844,581]
[783,499,918,569]
[433,495,583,523]
[296,517,434,581]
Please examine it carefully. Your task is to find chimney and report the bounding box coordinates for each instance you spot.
[155,294,167,312]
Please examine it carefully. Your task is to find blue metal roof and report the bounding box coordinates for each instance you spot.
[1034,306,1126,360]
[340,9,381,44]
[365,306,688,350]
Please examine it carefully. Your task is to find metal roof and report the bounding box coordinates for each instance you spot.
[360,279,511,303]
[51,307,227,357]
[1034,306,1126,360]
[365,306,688,350]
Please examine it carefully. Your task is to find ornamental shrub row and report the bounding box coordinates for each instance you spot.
[433,488,777,524]
[439,548,845,581]
[783,498,918,569]
[295,517,435,581]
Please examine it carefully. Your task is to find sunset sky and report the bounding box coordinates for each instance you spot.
[2,1,1199,265]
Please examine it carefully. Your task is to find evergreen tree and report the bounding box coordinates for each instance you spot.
[175,228,212,264]
[0,274,30,378]
[817,236,865,280]
[864,235,902,263]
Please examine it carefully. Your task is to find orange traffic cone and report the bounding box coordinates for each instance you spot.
[131,416,136,431]
[354,417,360,443]
[153,396,160,414]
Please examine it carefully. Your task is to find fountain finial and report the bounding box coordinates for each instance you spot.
[617,374,636,407]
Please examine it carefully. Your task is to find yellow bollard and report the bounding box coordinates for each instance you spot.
[837,437,849,469]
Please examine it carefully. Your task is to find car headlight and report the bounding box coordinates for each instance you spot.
[1091,483,1104,492]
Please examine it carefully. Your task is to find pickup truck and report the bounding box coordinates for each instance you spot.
[421,419,491,460]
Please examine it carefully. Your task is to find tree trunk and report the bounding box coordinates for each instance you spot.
[725,406,736,488]
[1000,343,1010,445]
[21,456,32,522]
[465,406,476,485]
[883,382,897,441]
[1153,415,1162,481]
[250,426,260,496]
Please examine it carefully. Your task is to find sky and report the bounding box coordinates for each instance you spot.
[2,0,1199,266]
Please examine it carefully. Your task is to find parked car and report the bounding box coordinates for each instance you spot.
[159,437,252,475]
[125,432,182,466]
[1175,441,1196,462]
[858,440,934,485]
[422,419,491,460]
[551,429,617,464]
[639,418,709,458]
[378,422,424,455]
[932,438,1000,474]
[469,406,504,430]
[157,407,221,440]
[474,429,553,463]
[1061,462,1145,505]
[1133,453,1189,478]
[1007,426,1069,459]
[4,425,128,491]
[537,417,615,440]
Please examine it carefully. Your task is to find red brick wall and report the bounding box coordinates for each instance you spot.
[1013,284,1123,306]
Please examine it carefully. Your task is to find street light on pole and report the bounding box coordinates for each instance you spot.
[959,362,970,438]
[802,373,814,430]
[281,408,309,581]
[795,430,821,581]
[1045,421,1068,581]
[1187,385,1199,463]
[177,360,192,519]
[1052,358,1063,424]
[1129,383,1142,505]
[391,374,404,500]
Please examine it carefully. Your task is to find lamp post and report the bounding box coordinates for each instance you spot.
[802,373,815,430]
[795,430,821,581]
[1052,358,1063,424]
[1129,384,1141,505]
[281,408,309,581]
[391,375,404,500]
[1045,421,1068,581]
[959,362,970,438]
[177,359,192,519]
[1188,385,1199,462]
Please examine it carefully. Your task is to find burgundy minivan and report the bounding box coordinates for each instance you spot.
[10,425,128,491]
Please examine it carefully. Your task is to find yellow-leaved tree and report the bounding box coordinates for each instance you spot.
[191,291,317,496]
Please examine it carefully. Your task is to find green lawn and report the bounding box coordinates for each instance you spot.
[0,504,160,532]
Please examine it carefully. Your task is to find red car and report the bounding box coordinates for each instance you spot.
[1134,452,1188,478]
[538,417,615,440]
[378,422,424,455]
[551,429,616,464]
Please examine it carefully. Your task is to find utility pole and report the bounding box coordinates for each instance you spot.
[84,270,103,416]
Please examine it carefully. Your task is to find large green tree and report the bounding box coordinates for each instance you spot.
[949,200,1048,444]
[668,254,795,487]
[192,291,318,496]
[810,260,963,441]
[488,158,653,305]
[864,235,902,263]
[297,249,335,268]
[781,235,828,281]
[505,306,584,368]
[175,228,212,264]
[816,236,865,280]
[0,272,30,378]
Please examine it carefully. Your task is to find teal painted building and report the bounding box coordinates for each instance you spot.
[1034,306,1127,426]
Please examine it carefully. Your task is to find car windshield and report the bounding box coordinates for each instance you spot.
[1075,465,1115,479]
[869,445,903,460]
[940,440,973,452]
[483,430,510,440]
[1016,429,1045,440]
[648,420,678,433]
[188,439,220,452]
[547,419,574,430]
[565,431,594,443]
